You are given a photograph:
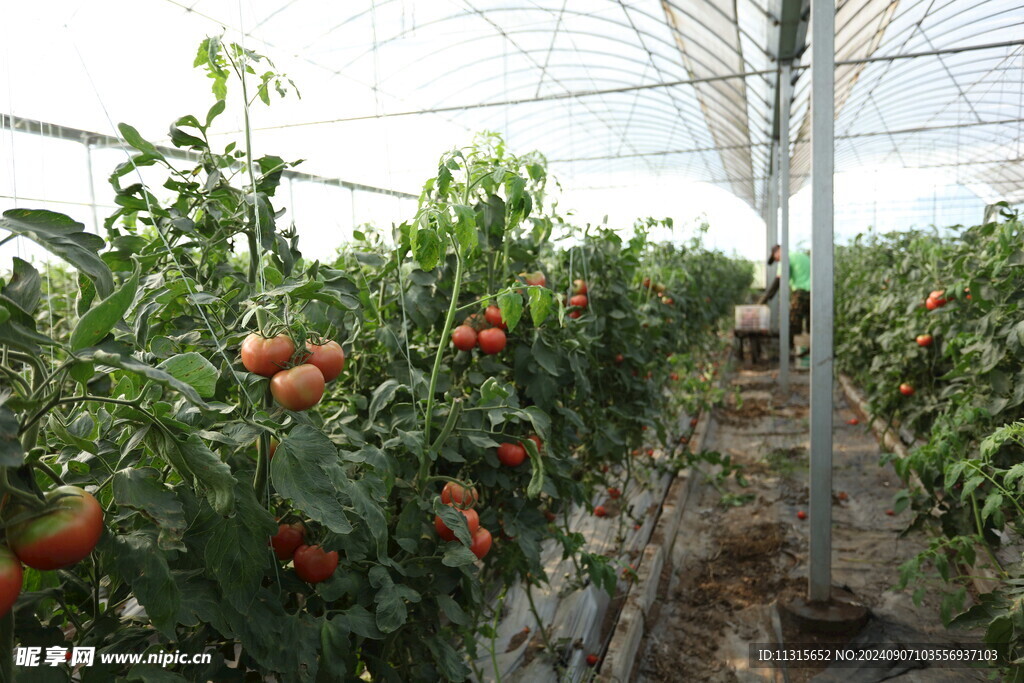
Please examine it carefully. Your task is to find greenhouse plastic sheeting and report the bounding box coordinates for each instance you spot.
[1,0,1022,213]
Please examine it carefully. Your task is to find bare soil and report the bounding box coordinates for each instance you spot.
[633,368,988,683]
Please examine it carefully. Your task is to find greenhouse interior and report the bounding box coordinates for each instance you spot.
[1,0,1023,681]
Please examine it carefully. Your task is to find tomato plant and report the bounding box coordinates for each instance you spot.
[0,37,752,682]
[836,207,1024,678]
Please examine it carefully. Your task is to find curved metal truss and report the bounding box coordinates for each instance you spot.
[2,0,1023,211]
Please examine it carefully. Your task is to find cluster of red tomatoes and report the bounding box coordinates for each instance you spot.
[451,305,507,354]
[902,288,963,397]
[1,486,104,616]
[270,522,339,583]
[434,482,492,559]
[567,279,588,319]
[240,333,345,411]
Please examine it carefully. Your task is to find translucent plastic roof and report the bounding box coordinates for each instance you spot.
[1,0,1023,222]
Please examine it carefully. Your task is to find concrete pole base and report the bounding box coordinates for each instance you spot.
[778,586,870,636]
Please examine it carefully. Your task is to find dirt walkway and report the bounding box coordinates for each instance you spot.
[633,367,988,682]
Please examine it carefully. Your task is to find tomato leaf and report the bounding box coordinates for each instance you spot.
[453,204,477,254]
[70,265,139,350]
[0,405,25,467]
[425,633,471,681]
[441,544,477,567]
[497,291,523,332]
[369,566,421,633]
[367,379,404,425]
[410,219,442,271]
[3,257,41,314]
[118,122,166,160]
[528,285,553,326]
[204,482,276,613]
[113,467,188,551]
[272,426,354,535]
[174,434,237,516]
[110,532,180,639]
[157,352,219,398]
[0,209,114,298]
[523,438,545,499]
[343,478,389,561]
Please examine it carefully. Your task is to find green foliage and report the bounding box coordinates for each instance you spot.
[836,206,1024,677]
[0,39,751,682]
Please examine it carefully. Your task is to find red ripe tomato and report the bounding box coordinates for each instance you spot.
[899,383,915,396]
[670,373,679,381]
[838,491,849,501]
[642,277,652,289]
[526,435,542,452]
[0,546,22,616]
[484,305,507,330]
[679,436,688,445]
[797,510,807,520]
[586,654,599,667]
[270,364,325,411]
[477,328,507,355]
[434,508,480,542]
[452,325,478,351]
[441,482,479,509]
[497,442,527,467]
[645,448,654,456]
[240,333,295,377]
[929,289,945,301]
[615,353,624,365]
[916,334,933,347]
[8,486,103,570]
[524,271,546,287]
[470,527,492,559]
[569,294,588,309]
[594,505,607,518]
[573,279,588,295]
[847,418,859,425]
[543,510,556,523]
[568,310,582,319]
[293,545,339,583]
[305,340,345,381]
[885,509,895,516]
[270,523,305,561]
[608,487,621,499]
[925,297,939,311]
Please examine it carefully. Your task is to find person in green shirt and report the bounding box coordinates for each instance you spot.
[759,244,810,354]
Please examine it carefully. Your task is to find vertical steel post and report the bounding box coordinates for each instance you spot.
[779,64,792,396]
[809,0,835,603]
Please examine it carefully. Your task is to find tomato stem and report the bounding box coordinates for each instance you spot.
[422,236,464,466]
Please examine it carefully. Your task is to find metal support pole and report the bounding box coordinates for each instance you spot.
[779,64,793,396]
[808,0,835,603]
